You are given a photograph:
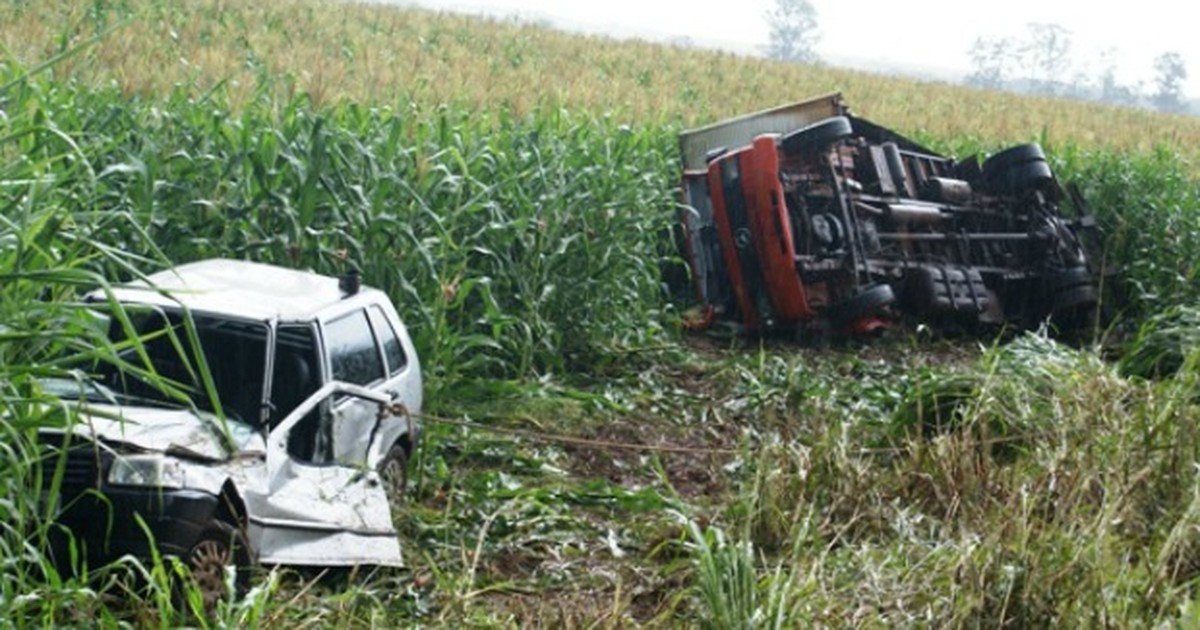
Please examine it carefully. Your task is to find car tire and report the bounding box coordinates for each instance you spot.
[379,442,409,507]
[186,520,250,616]
[825,284,896,327]
[781,116,853,155]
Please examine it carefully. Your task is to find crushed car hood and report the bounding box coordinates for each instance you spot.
[65,403,265,461]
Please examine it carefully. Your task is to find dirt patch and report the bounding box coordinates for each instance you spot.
[474,561,688,628]
[561,418,733,502]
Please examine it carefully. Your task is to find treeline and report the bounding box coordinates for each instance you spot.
[967,23,1191,114]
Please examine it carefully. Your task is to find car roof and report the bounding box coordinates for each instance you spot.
[95,258,376,322]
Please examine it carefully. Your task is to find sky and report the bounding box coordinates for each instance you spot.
[371,0,1200,97]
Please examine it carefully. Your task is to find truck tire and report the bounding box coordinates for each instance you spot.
[983,144,1054,196]
[1003,160,1054,194]
[1047,266,1093,291]
[825,284,896,327]
[1046,267,1096,311]
[982,143,1046,177]
[781,116,853,155]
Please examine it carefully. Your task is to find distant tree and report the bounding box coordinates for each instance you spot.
[1096,48,1142,107]
[764,0,820,64]
[1023,22,1072,95]
[669,35,696,49]
[1152,51,1189,113]
[966,36,1014,89]
[1064,69,1093,101]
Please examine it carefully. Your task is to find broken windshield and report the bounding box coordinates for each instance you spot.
[97,307,269,427]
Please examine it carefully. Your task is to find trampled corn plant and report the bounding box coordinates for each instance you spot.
[1119,304,1200,379]
[893,332,1107,441]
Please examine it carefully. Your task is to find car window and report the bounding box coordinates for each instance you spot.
[368,305,408,375]
[102,306,268,426]
[326,310,385,386]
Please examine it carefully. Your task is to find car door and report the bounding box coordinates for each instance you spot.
[362,303,421,465]
[321,307,389,468]
[246,382,403,567]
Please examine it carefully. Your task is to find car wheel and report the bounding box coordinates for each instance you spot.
[379,442,409,507]
[186,520,250,615]
[781,116,853,155]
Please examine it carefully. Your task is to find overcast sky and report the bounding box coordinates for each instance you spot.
[370,0,1199,97]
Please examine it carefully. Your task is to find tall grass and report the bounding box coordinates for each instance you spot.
[0,60,156,624]
[6,0,1199,328]
[683,334,1200,626]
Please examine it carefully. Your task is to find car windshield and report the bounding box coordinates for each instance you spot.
[39,375,123,406]
[97,307,269,427]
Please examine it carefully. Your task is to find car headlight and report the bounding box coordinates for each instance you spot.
[107,454,186,489]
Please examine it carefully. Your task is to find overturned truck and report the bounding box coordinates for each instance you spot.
[679,93,1099,337]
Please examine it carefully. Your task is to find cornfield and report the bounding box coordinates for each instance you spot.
[5,0,1200,626]
[5,0,1200,157]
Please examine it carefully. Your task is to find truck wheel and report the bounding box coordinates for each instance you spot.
[1047,267,1093,291]
[982,144,1053,196]
[982,143,1046,177]
[1046,268,1097,311]
[186,520,250,615]
[825,284,896,327]
[1002,160,1054,194]
[379,443,409,507]
[1039,267,1097,333]
[781,116,853,155]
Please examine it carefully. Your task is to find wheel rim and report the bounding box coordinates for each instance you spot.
[190,538,231,612]
[381,453,407,506]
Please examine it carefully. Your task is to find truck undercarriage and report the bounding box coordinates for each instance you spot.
[679,94,1099,336]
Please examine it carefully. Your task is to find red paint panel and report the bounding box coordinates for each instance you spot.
[744,135,815,322]
[707,152,761,329]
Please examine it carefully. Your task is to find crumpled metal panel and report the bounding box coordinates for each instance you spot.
[68,404,263,461]
[249,523,403,567]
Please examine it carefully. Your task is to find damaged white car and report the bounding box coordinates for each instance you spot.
[38,259,422,605]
